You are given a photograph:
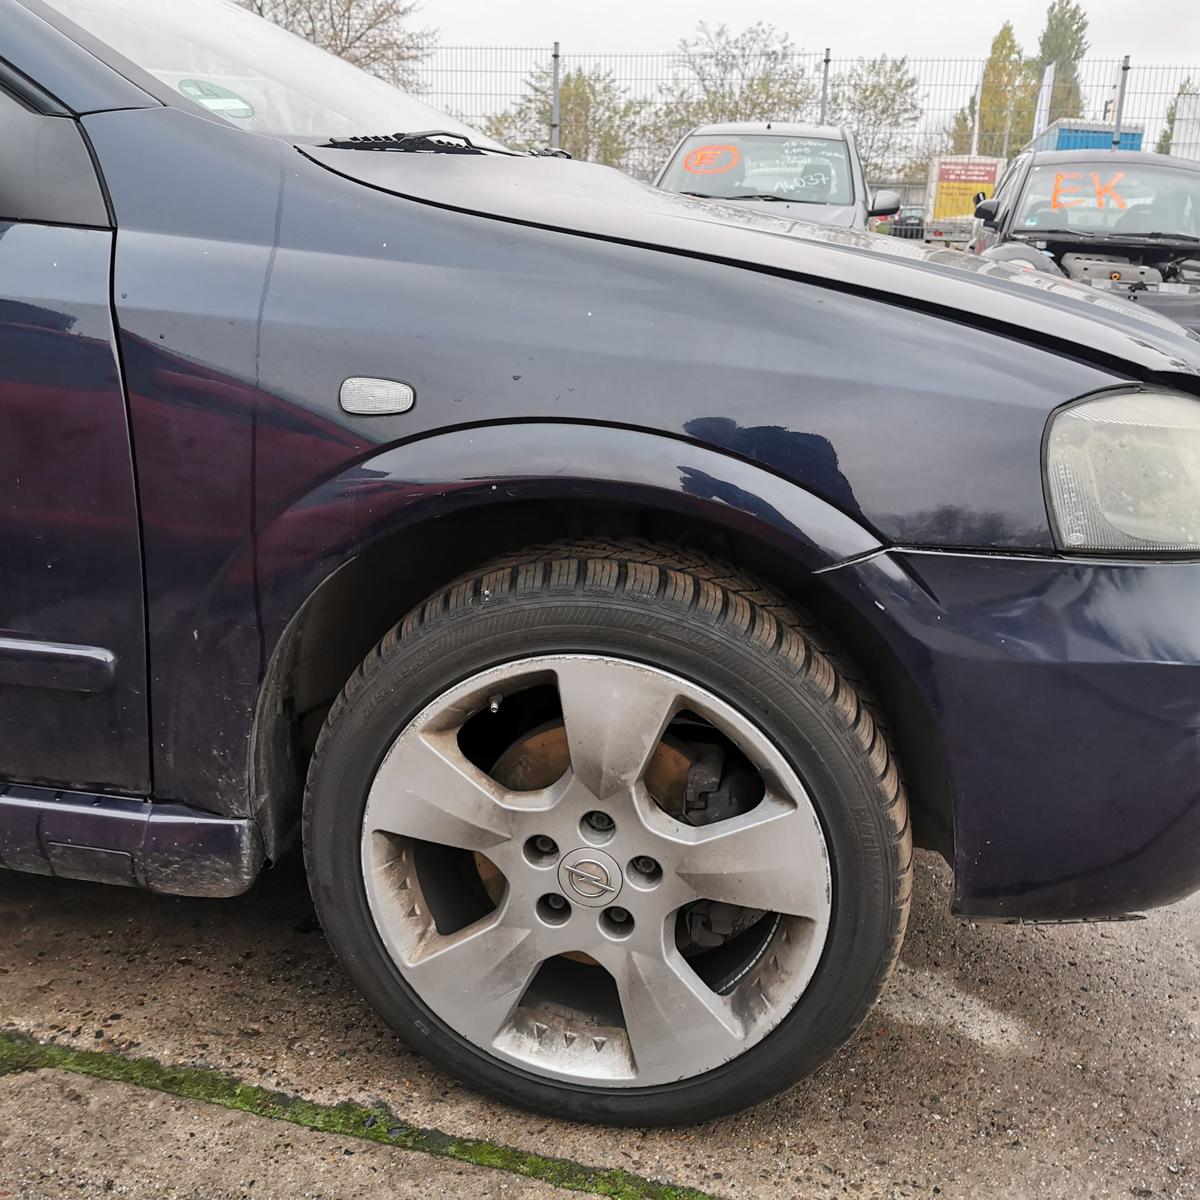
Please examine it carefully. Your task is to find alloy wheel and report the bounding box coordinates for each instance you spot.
[360,654,832,1087]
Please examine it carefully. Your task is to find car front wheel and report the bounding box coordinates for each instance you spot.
[304,540,911,1125]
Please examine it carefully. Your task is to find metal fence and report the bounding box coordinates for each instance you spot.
[415,48,1200,182]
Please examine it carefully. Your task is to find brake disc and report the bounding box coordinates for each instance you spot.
[479,721,769,976]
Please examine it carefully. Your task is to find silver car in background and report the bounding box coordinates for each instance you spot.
[654,121,900,228]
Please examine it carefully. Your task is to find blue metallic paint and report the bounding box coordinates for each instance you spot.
[2,3,1200,919]
[301,142,1200,374]
[823,549,1200,917]
[0,221,149,793]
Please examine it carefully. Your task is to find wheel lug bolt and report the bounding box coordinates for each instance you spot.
[537,893,571,926]
[585,811,614,832]
[600,905,635,939]
[629,855,662,887]
[524,835,559,865]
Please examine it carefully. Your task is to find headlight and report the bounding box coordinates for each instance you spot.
[1045,388,1200,552]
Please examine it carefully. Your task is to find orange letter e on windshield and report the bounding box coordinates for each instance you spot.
[1050,172,1083,208]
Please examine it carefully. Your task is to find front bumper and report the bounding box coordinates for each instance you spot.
[824,549,1200,919]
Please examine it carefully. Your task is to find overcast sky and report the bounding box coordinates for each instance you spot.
[420,0,1199,62]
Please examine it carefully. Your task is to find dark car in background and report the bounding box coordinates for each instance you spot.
[5,0,1200,1130]
[654,121,900,228]
[891,204,927,239]
[972,149,1200,333]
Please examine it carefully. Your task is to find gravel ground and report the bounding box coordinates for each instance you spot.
[0,850,1196,1199]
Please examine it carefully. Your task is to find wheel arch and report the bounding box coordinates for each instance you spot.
[247,422,950,863]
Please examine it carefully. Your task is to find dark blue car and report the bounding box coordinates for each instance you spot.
[4,0,1200,1127]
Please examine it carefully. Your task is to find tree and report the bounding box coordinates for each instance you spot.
[484,65,647,169]
[1157,77,1197,153]
[647,23,818,162]
[948,95,976,155]
[976,22,1039,157]
[238,0,433,89]
[829,56,923,177]
[948,5,1086,159]
[1034,0,1089,124]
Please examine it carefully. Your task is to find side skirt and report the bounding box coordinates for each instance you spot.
[0,783,264,898]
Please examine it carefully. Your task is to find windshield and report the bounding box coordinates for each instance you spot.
[659,134,855,206]
[1015,161,1200,239]
[40,0,504,146]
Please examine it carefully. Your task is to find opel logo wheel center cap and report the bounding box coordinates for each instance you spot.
[558,847,623,907]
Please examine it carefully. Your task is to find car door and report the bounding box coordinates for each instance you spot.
[0,74,150,793]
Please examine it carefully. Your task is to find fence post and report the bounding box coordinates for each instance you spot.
[970,74,983,156]
[819,48,831,124]
[1111,54,1130,150]
[550,41,562,148]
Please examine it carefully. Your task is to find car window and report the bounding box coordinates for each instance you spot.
[1016,161,1200,238]
[993,156,1026,206]
[39,0,504,146]
[0,87,109,226]
[659,134,855,205]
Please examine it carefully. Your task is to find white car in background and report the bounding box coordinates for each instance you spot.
[654,121,900,229]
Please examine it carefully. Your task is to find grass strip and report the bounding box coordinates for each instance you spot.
[0,1029,718,1200]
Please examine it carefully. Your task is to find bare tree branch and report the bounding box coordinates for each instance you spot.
[239,0,434,89]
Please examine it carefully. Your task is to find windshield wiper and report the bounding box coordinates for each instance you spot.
[1114,231,1200,242]
[722,193,816,203]
[1012,228,1100,238]
[677,191,820,204]
[1013,228,1200,244]
[323,130,504,155]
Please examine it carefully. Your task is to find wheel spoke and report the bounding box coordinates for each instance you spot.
[402,911,554,1046]
[666,796,829,919]
[555,658,681,799]
[365,728,513,852]
[607,939,743,1079]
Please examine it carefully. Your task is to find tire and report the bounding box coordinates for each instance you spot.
[304,539,911,1126]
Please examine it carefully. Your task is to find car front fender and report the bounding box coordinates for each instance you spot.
[164,422,883,838]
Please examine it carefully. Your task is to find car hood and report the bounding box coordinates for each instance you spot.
[300,147,1200,376]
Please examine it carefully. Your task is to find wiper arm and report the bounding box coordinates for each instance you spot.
[323,130,512,156]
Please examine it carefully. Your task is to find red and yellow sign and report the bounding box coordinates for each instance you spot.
[931,158,999,220]
[683,144,741,174]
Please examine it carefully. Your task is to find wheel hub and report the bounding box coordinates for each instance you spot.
[558,847,622,906]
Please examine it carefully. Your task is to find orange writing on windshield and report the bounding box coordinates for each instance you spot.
[1091,171,1127,208]
[1051,171,1127,209]
[684,144,740,174]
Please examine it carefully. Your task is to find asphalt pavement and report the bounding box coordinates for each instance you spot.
[0,850,1195,1199]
